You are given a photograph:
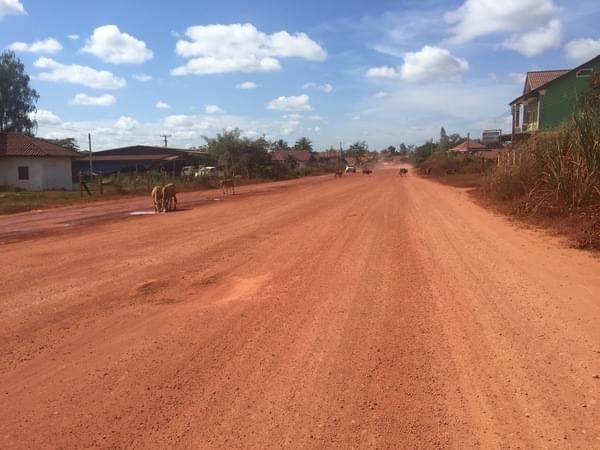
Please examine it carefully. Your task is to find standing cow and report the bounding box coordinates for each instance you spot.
[162,183,178,212]
[151,185,163,212]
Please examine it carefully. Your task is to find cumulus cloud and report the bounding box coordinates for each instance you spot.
[366,66,399,79]
[155,101,171,109]
[205,104,224,114]
[9,38,62,54]
[401,46,469,81]
[565,38,600,63]
[445,0,559,44]
[132,73,152,82]
[502,19,562,56]
[33,57,126,89]
[30,109,62,125]
[236,81,258,89]
[82,25,153,64]
[266,94,312,112]
[114,116,139,131]
[303,82,333,93]
[172,23,326,75]
[0,0,25,19]
[69,93,116,106]
[367,47,469,82]
[375,91,389,98]
[67,34,79,41]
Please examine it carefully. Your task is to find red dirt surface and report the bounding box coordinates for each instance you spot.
[1,168,599,448]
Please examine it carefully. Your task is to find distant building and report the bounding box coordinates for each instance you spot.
[0,133,80,191]
[271,149,313,168]
[448,139,487,154]
[75,145,205,176]
[510,54,600,139]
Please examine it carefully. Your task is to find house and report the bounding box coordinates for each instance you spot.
[271,149,313,168]
[75,145,202,176]
[291,149,312,168]
[448,139,488,154]
[510,54,600,139]
[0,133,80,191]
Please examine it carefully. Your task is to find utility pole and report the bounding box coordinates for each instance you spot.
[88,132,93,173]
[160,134,172,148]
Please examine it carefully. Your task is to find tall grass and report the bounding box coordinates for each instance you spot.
[485,108,600,212]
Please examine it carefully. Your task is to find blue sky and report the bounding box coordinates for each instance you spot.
[1,0,599,150]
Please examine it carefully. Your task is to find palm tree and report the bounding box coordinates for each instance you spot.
[294,137,313,151]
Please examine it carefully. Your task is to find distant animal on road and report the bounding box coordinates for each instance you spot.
[162,183,177,212]
[151,185,163,213]
[444,169,456,176]
[424,167,432,176]
[399,168,409,176]
[362,169,373,175]
[221,178,235,195]
[334,171,343,177]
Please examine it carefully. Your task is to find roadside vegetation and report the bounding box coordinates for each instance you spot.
[413,74,600,250]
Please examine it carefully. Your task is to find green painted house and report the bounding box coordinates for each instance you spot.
[510,54,600,138]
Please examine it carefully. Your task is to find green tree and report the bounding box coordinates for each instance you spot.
[0,51,39,134]
[387,145,397,154]
[345,140,368,157]
[47,137,80,150]
[271,139,290,151]
[294,136,313,151]
[399,143,408,156]
[413,140,434,166]
[439,127,450,151]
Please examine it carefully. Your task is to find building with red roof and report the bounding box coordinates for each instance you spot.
[0,133,81,191]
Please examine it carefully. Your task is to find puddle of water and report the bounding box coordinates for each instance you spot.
[129,211,156,216]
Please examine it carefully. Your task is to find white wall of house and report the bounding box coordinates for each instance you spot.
[0,156,73,191]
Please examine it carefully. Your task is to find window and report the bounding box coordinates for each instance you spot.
[576,68,593,78]
[18,166,29,180]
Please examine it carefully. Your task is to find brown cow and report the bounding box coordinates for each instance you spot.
[162,183,177,211]
[362,168,373,175]
[398,168,409,176]
[334,170,343,177]
[151,185,163,212]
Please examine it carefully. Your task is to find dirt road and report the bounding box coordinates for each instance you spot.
[1,168,599,449]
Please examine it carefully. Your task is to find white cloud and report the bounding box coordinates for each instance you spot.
[509,72,526,85]
[400,46,469,81]
[69,93,116,106]
[314,126,321,132]
[205,104,224,114]
[308,115,324,121]
[266,94,312,112]
[303,82,333,93]
[30,109,62,125]
[82,25,153,64]
[375,91,389,98]
[9,38,62,54]
[155,101,171,109]
[565,38,600,63]
[67,34,80,41]
[0,0,25,19]
[366,66,399,79]
[132,73,152,82]
[172,23,326,75]
[236,81,258,89]
[352,116,361,121]
[33,57,126,89]
[368,47,469,82]
[445,0,559,44]
[502,19,562,57]
[282,113,303,120]
[115,116,139,131]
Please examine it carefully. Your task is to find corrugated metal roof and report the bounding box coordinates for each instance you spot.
[85,154,182,161]
[0,133,81,158]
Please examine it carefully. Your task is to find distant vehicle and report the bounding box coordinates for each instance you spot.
[195,166,217,177]
[345,165,356,173]
[180,166,196,177]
